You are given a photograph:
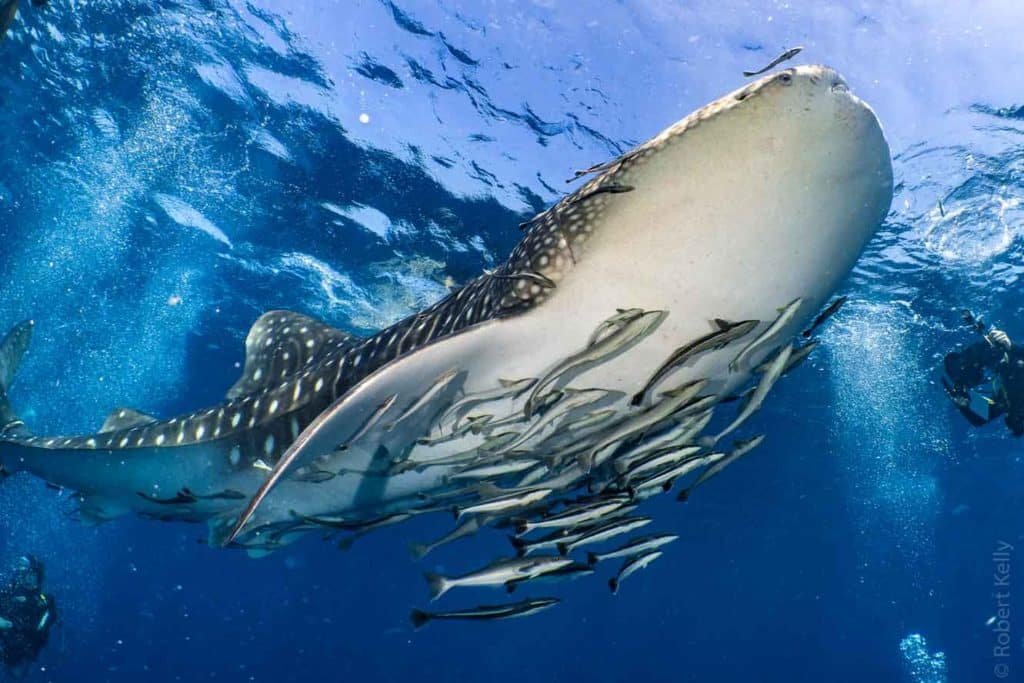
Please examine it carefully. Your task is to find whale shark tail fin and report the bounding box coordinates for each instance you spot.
[0,320,34,438]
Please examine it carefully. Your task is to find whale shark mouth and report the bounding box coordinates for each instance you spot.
[0,64,893,610]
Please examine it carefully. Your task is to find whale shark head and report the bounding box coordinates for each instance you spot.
[484,66,894,397]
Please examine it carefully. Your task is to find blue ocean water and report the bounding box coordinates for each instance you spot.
[0,1,1022,681]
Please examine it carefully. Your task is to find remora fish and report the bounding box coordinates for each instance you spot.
[453,488,553,520]
[582,379,709,471]
[678,434,766,501]
[609,550,664,594]
[802,295,848,338]
[495,388,616,455]
[523,310,666,418]
[619,446,704,484]
[556,516,652,555]
[743,47,804,77]
[709,344,793,446]
[505,562,594,592]
[424,556,573,600]
[0,66,893,557]
[729,299,802,372]
[449,459,540,482]
[409,598,559,630]
[514,497,630,535]
[586,534,679,565]
[632,319,758,405]
[755,340,818,375]
[438,378,536,430]
[629,452,726,495]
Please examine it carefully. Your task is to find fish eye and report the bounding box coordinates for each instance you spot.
[777,72,793,85]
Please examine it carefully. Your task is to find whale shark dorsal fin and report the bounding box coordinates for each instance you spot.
[227,311,362,399]
[0,320,33,393]
[100,408,157,433]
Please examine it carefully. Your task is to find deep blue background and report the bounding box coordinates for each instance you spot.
[1,1,1022,681]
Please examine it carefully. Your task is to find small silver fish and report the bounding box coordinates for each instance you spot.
[802,296,847,338]
[410,598,559,629]
[632,319,758,405]
[341,394,399,448]
[619,446,704,484]
[680,435,766,501]
[510,526,586,557]
[385,368,461,431]
[609,550,664,594]
[424,555,573,600]
[505,563,595,592]
[729,298,802,372]
[712,343,792,445]
[525,309,666,417]
[557,516,652,555]
[514,464,551,488]
[613,430,702,475]
[450,459,540,482]
[742,46,804,77]
[583,379,709,471]
[454,487,553,520]
[587,308,646,346]
[515,497,630,535]
[587,533,678,565]
[495,388,614,455]
[629,451,726,496]
[439,378,536,430]
[755,340,818,375]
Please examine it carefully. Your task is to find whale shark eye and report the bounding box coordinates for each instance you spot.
[777,72,793,85]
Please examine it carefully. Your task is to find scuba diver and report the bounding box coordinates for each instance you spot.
[0,0,47,43]
[942,311,1024,436]
[0,555,56,677]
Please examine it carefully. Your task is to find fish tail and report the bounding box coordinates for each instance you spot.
[555,541,570,556]
[512,518,529,536]
[424,572,449,601]
[409,542,430,560]
[409,609,432,630]
[676,488,690,503]
[586,552,600,566]
[697,435,717,449]
[629,391,645,407]
[508,535,527,556]
[0,320,34,443]
[608,578,619,595]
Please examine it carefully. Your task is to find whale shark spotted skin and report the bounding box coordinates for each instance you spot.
[0,65,893,558]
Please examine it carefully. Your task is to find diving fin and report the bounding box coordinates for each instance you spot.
[0,320,34,436]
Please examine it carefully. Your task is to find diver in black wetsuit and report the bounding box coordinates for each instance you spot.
[942,311,1024,436]
[0,555,56,678]
[0,0,48,43]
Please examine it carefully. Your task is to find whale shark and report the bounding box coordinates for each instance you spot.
[0,66,893,569]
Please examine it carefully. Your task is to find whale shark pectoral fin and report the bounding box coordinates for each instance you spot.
[225,321,503,545]
[99,407,158,433]
[227,310,363,399]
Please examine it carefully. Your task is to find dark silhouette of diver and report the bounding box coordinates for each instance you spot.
[0,0,48,43]
[0,555,56,678]
[942,311,1024,436]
